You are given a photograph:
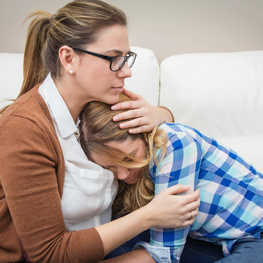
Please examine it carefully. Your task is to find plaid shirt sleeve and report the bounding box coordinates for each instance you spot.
[135,124,203,263]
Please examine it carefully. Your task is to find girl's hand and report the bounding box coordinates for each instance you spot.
[144,184,200,229]
[111,88,174,133]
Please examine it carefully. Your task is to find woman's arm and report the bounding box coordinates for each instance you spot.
[0,115,105,263]
[95,184,200,256]
[111,88,174,133]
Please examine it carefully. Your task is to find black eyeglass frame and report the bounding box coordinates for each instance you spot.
[72,47,137,72]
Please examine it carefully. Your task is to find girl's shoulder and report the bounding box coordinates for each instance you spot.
[159,123,213,144]
[158,123,193,139]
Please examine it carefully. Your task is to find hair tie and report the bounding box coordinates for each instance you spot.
[49,14,55,26]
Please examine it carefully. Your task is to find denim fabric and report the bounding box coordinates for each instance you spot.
[103,229,150,259]
[105,234,263,262]
[180,236,263,263]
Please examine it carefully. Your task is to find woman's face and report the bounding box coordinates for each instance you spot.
[74,24,132,106]
[91,138,146,184]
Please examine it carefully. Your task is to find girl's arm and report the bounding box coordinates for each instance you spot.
[111,88,174,133]
[138,126,202,263]
[95,184,200,256]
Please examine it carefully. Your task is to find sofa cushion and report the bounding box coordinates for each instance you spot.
[125,46,159,106]
[160,50,263,171]
[0,53,24,109]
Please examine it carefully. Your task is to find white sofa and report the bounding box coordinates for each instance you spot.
[1,47,263,172]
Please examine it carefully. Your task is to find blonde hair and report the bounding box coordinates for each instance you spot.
[79,93,168,216]
[0,0,127,114]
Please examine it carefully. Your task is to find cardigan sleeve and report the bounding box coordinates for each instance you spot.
[0,111,104,263]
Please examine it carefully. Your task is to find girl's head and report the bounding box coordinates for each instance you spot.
[79,93,149,184]
[17,0,134,106]
[79,93,168,215]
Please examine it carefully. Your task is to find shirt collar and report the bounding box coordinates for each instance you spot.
[41,74,78,138]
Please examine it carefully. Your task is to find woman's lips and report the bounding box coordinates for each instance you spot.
[111,86,124,92]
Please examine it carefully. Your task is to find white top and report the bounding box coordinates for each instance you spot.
[39,74,118,231]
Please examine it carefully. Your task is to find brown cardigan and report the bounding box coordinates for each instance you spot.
[0,86,104,263]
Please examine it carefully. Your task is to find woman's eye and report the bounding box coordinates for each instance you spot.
[123,157,133,163]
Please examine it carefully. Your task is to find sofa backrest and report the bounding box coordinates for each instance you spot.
[160,51,263,171]
[0,53,24,108]
[124,46,160,106]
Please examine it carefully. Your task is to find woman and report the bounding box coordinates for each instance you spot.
[0,1,201,262]
[79,93,263,263]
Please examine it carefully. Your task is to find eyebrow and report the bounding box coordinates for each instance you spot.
[103,149,137,167]
[105,49,131,56]
[129,149,137,156]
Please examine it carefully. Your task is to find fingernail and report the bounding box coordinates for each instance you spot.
[113,116,120,121]
[111,105,117,110]
[120,123,126,128]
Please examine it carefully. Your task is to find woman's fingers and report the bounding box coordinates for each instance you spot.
[111,89,170,132]
[111,89,142,112]
[183,207,199,226]
[164,184,191,195]
[122,88,141,100]
[113,109,141,123]
[182,190,200,214]
[112,100,141,112]
[186,199,200,213]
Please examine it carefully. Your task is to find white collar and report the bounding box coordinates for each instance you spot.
[41,74,79,139]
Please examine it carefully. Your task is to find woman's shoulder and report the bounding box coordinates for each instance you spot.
[0,85,56,150]
[0,85,52,128]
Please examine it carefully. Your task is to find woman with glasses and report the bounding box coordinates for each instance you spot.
[0,1,200,263]
[79,93,263,263]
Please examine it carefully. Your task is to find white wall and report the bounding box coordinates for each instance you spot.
[0,0,263,62]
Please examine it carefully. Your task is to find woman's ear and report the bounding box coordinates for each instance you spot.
[59,45,75,75]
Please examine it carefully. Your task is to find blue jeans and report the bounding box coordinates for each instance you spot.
[105,233,263,263]
[181,235,263,263]
[104,229,150,259]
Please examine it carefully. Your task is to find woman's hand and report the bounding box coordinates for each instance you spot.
[144,184,200,229]
[95,184,199,256]
[111,88,174,133]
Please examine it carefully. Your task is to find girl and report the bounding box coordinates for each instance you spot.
[0,1,200,262]
[79,93,263,263]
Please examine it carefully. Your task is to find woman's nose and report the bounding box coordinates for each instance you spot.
[117,62,132,79]
[116,167,130,180]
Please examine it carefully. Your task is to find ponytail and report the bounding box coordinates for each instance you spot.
[0,11,51,114]
[20,10,51,97]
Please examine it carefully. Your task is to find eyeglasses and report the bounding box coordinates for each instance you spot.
[72,47,137,72]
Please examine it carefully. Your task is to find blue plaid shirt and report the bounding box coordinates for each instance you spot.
[135,123,263,263]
